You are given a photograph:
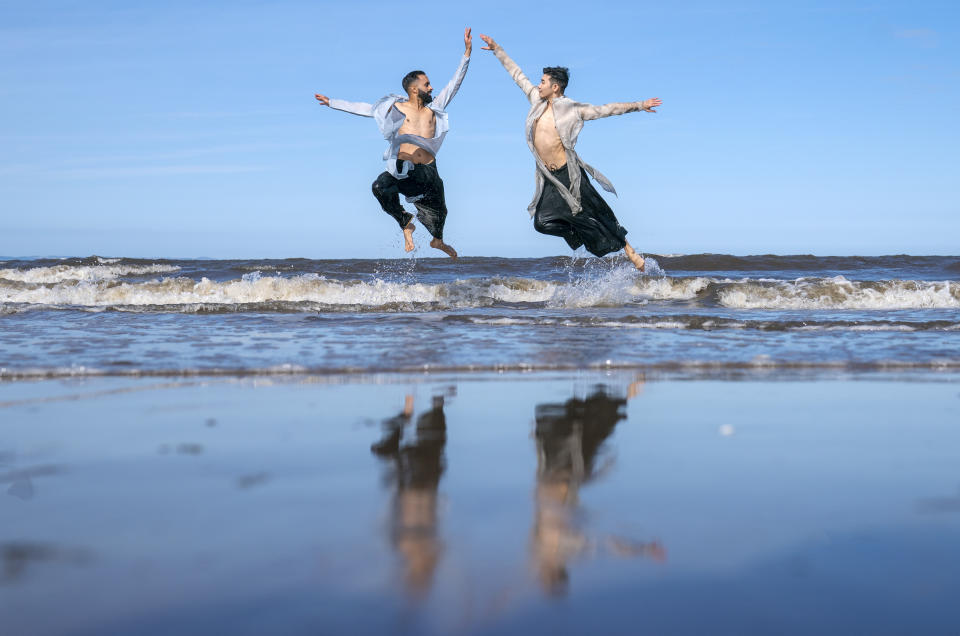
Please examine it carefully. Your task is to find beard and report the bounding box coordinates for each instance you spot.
[417,89,433,105]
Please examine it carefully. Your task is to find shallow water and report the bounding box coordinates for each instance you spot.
[1,254,959,377]
[2,371,959,635]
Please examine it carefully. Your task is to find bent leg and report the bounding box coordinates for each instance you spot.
[417,197,456,258]
[568,169,628,257]
[400,164,456,258]
[418,195,457,258]
[372,172,415,231]
[400,165,447,240]
[534,171,584,252]
[533,212,583,251]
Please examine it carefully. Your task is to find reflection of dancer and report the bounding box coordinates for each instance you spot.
[479,35,660,271]
[315,29,472,257]
[371,395,447,596]
[532,382,663,595]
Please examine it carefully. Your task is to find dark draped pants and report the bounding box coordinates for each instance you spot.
[534,165,628,257]
[371,160,448,240]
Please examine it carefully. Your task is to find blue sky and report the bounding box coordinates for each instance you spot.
[1,0,957,258]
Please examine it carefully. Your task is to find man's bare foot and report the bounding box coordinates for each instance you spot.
[403,222,416,252]
[430,237,458,259]
[623,243,645,272]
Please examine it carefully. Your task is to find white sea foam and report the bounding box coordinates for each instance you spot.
[719,276,960,310]
[595,320,689,329]
[790,325,918,332]
[0,274,551,308]
[631,276,711,300]
[0,260,679,309]
[0,263,180,284]
[468,317,540,325]
[642,257,665,276]
[550,264,640,307]
[2,270,958,311]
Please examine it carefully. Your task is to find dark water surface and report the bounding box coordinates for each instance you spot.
[1,254,959,376]
[2,371,960,635]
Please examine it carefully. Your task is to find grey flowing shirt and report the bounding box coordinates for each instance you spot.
[491,44,652,216]
[326,54,470,179]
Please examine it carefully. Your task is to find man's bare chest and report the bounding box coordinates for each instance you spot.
[396,105,436,135]
[534,109,560,142]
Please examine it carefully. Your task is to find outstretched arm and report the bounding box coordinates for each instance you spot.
[314,93,374,117]
[432,27,473,110]
[479,35,538,103]
[579,98,662,120]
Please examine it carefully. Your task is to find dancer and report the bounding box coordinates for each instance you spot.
[532,381,665,596]
[479,35,660,270]
[315,29,473,257]
[371,394,448,596]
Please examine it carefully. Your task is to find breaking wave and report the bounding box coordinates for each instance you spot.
[717,276,960,310]
[0,268,957,312]
[0,263,180,284]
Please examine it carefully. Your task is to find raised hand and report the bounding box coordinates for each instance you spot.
[642,97,662,112]
[464,27,472,54]
[479,34,496,51]
[314,93,330,106]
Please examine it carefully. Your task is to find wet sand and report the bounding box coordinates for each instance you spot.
[2,371,960,635]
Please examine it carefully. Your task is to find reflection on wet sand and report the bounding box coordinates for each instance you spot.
[1,463,63,501]
[371,394,447,597]
[368,382,663,599]
[532,380,664,595]
[917,484,960,513]
[2,542,93,584]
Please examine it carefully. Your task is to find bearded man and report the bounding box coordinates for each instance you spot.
[315,29,473,257]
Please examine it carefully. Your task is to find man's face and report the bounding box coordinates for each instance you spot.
[538,74,561,99]
[410,74,433,100]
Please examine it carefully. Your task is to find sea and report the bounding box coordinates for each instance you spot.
[5,253,960,635]
[1,253,959,377]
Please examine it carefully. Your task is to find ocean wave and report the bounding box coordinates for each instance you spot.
[0,273,543,309]
[0,265,653,310]
[1,270,958,311]
[0,263,180,284]
[718,277,960,309]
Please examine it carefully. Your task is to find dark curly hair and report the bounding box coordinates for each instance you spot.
[402,70,426,94]
[542,66,569,93]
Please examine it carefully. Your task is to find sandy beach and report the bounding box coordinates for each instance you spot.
[3,370,959,635]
